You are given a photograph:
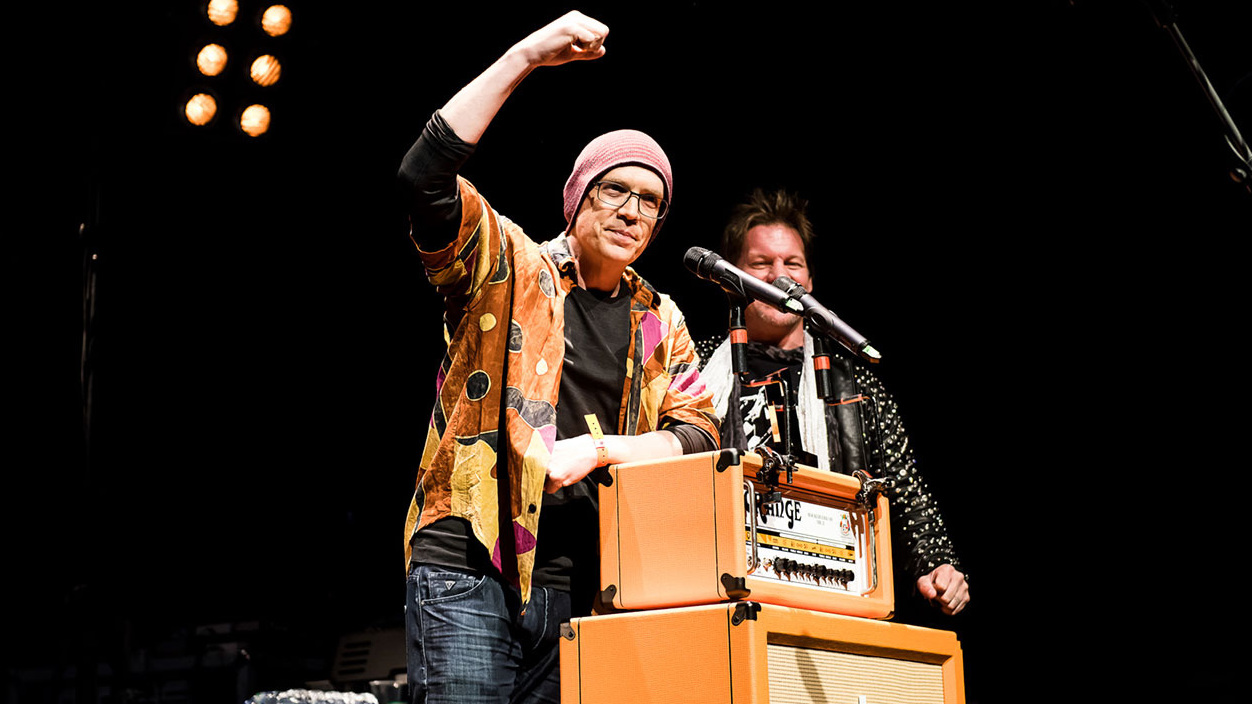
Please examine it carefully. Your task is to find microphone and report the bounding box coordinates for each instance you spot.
[683,246,804,315]
[682,247,880,363]
[771,276,880,363]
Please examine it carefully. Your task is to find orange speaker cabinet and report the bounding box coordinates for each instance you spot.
[560,602,964,704]
[598,449,894,619]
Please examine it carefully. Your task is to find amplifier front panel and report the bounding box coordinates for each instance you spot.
[767,643,946,704]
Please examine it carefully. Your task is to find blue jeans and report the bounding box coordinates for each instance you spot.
[406,564,570,704]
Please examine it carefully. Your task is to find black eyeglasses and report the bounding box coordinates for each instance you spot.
[591,181,669,219]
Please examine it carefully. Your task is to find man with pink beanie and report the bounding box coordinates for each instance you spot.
[396,11,718,703]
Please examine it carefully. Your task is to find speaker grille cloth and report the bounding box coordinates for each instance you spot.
[767,643,945,704]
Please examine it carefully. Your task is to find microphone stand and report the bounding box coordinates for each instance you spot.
[726,294,797,497]
[1145,0,1252,195]
[77,219,101,704]
[807,324,876,478]
[811,334,836,403]
[727,294,752,383]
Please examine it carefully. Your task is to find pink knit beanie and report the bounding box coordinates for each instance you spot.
[562,129,673,237]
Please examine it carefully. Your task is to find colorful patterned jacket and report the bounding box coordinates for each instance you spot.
[404,176,719,602]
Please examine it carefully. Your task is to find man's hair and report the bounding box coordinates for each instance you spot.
[720,188,815,265]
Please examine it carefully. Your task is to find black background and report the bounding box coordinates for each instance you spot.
[12,1,1252,701]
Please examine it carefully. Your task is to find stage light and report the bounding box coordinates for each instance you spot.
[184,93,218,126]
[261,5,292,37]
[182,2,295,136]
[207,0,238,26]
[250,54,282,87]
[239,104,271,137]
[196,43,229,77]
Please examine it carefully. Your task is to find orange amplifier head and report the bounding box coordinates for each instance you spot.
[597,449,894,619]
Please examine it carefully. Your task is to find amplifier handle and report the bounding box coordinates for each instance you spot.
[859,505,879,596]
[853,470,887,597]
[744,479,760,574]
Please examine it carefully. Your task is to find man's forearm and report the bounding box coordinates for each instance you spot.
[440,11,608,144]
[600,429,683,465]
[545,430,682,493]
[440,48,535,145]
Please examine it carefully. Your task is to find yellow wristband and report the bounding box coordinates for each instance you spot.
[584,413,608,467]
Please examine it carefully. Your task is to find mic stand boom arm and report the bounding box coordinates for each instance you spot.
[1145,0,1252,193]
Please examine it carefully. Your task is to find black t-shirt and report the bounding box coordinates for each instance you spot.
[410,286,631,616]
[531,286,631,614]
